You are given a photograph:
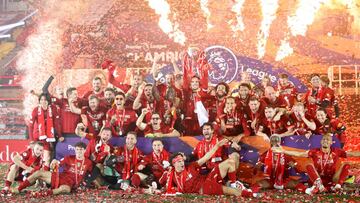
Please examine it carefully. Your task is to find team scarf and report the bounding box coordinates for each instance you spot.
[123,146,139,180]
[152,150,170,168]
[37,105,55,142]
[165,155,187,194]
[264,149,285,186]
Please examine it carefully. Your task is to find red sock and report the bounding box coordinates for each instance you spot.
[131,174,141,188]
[295,183,307,192]
[18,179,32,191]
[241,189,253,197]
[5,180,12,188]
[306,165,320,183]
[251,183,261,193]
[228,171,237,183]
[337,164,350,185]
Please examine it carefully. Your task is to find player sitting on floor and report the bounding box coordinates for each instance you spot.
[272,134,360,195]
[11,142,92,197]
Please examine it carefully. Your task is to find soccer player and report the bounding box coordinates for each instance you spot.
[80,95,107,136]
[133,83,165,123]
[2,142,44,193]
[254,135,306,191]
[261,86,287,109]
[272,134,360,195]
[12,142,92,196]
[131,139,170,188]
[160,139,257,197]
[235,83,252,112]
[257,106,292,140]
[82,76,104,100]
[244,96,265,136]
[276,73,297,108]
[286,102,316,139]
[106,92,137,137]
[100,87,115,111]
[29,93,62,169]
[136,108,180,137]
[314,108,346,148]
[218,97,250,141]
[54,87,87,134]
[113,132,144,184]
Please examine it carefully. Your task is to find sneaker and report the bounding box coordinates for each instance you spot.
[273,183,284,190]
[345,176,355,184]
[305,182,326,195]
[331,184,342,192]
[230,181,246,190]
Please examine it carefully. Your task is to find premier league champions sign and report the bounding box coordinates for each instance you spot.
[146,45,307,92]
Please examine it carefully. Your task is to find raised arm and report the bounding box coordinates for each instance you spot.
[272,146,309,157]
[347,151,360,157]
[197,139,228,166]
[133,83,145,110]
[136,108,148,131]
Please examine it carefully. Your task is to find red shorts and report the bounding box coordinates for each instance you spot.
[207,165,223,184]
[51,173,75,189]
[201,166,224,195]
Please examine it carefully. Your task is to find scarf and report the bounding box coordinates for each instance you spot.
[152,150,170,168]
[37,105,55,142]
[165,167,187,193]
[264,149,285,186]
[123,146,139,180]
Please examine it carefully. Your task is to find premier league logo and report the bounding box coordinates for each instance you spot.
[205,45,240,84]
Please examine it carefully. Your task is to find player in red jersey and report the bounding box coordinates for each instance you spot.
[106,92,137,137]
[257,106,292,140]
[100,87,115,111]
[261,86,287,109]
[54,87,87,134]
[254,135,306,191]
[315,108,346,148]
[286,102,316,139]
[244,96,265,136]
[272,134,360,195]
[113,132,144,184]
[131,139,170,188]
[218,97,251,140]
[276,73,297,108]
[136,108,180,137]
[234,83,252,113]
[80,95,107,136]
[160,139,257,197]
[29,93,62,169]
[82,76,104,100]
[12,142,92,196]
[2,142,44,192]
[303,74,322,118]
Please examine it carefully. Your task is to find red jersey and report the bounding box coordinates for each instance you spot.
[99,99,113,112]
[276,82,297,108]
[54,98,86,134]
[288,113,314,135]
[192,135,227,170]
[315,118,346,143]
[29,105,61,140]
[243,105,265,136]
[18,148,43,169]
[260,97,287,109]
[84,138,113,164]
[143,123,172,136]
[217,110,251,137]
[81,106,107,136]
[113,146,143,180]
[304,87,322,118]
[156,83,182,100]
[235,96,251,113]
[308,148,346,176]
[258,115,291,136]
[139,96,165,123]
[82,90,104,100]
[260,149,294,182]
[59,155,93,187]
[139,150,170,180]
[106,107,137,137]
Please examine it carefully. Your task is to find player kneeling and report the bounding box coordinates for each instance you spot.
[160,139,259,197]
[2,141,44,195]
[11,142,92,197]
